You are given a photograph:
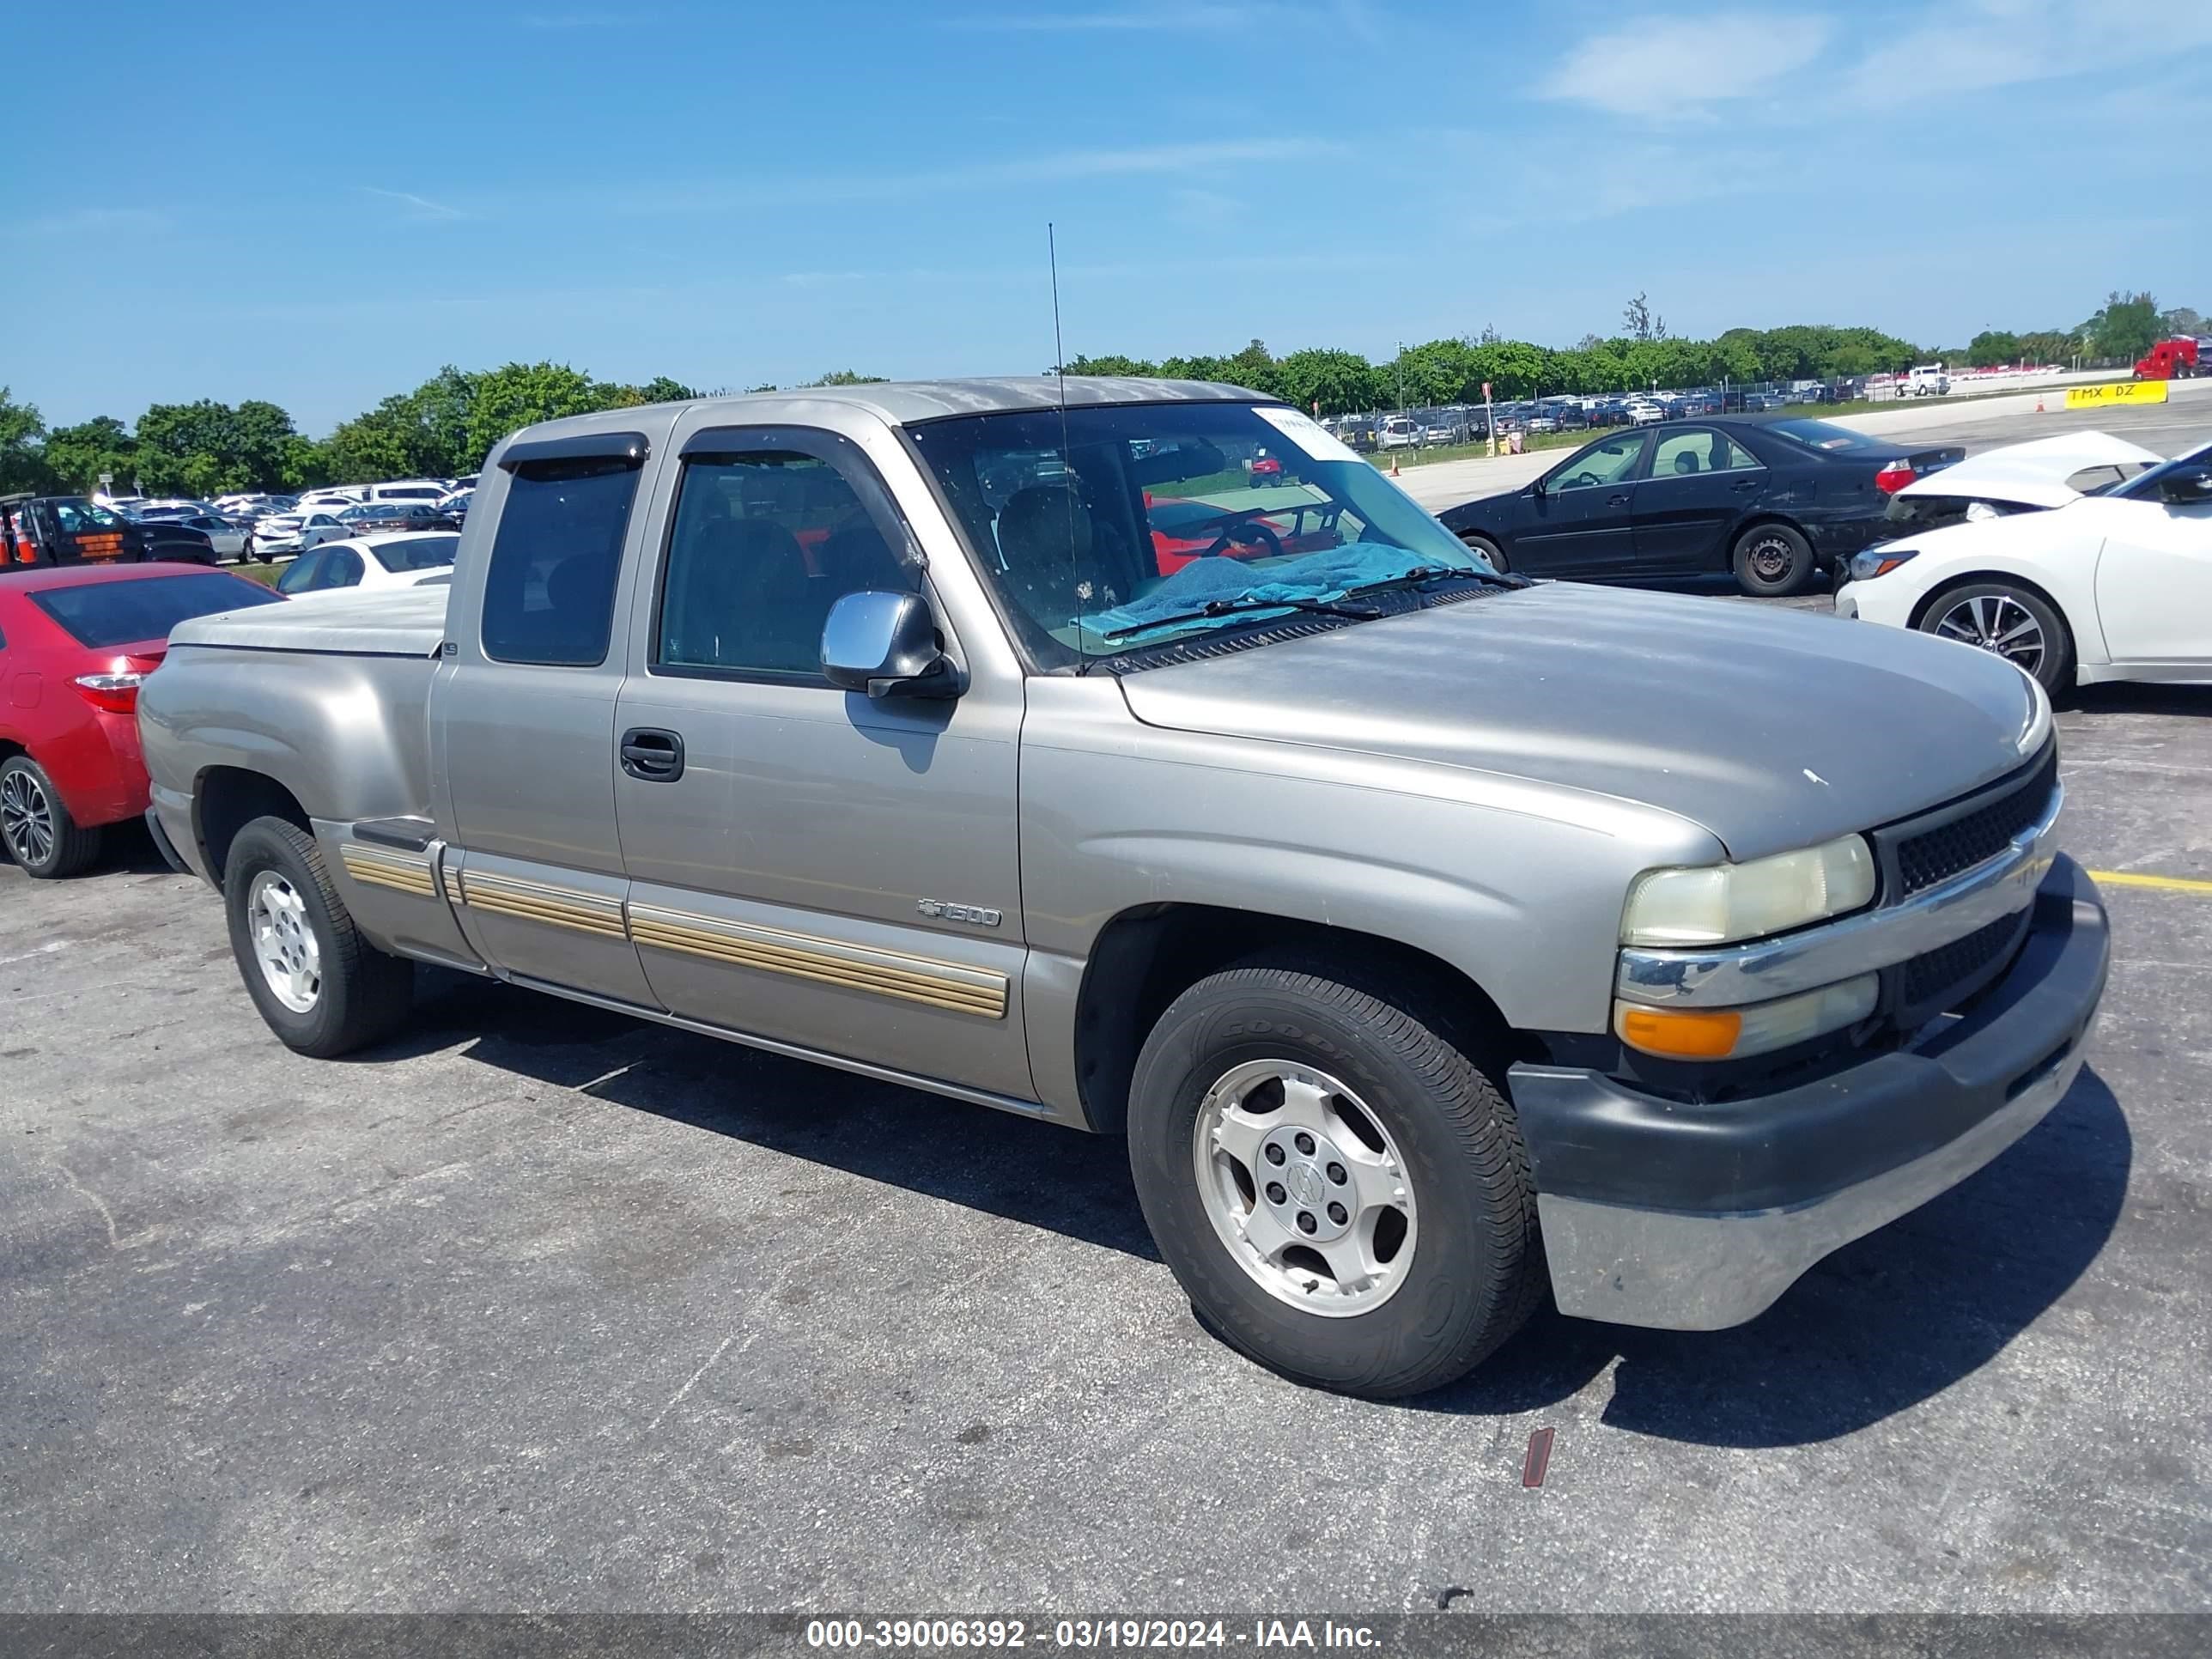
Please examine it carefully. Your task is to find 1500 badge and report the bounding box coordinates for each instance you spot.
[916,898,1002,927]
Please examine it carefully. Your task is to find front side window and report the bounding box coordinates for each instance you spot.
[276,550,325,594]
[1651,429,1762,477]
[909,401,1489,665]
[322,549,364,589]
[52,499,123,533]
[1547,433,1645,490]
[656,447,916,679]
[481,457,641,666]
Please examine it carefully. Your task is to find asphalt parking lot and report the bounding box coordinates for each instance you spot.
[4,682,2209,1615]
[5,386,2211,1615]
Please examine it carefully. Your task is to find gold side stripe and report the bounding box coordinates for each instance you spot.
[465,892,631,939]
[340,845,439,898]
[459,870,630,939]
[629,908,1008,1019]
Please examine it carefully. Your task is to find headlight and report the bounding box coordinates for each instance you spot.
[1616,973,1879,1060]
[1849,545,1919,581]
[1622,834,1876,946]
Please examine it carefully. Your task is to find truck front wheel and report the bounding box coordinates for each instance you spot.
[223,817,414,1058]
[1127,962,1545,1398]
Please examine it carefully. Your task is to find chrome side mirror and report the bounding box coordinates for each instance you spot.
[821,590,962,700]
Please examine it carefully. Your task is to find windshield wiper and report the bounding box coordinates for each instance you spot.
[1099,594,1382,643]
[1346,563,1522,598]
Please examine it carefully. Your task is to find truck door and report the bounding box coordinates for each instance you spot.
[428,428,663,1006]
[610,416,1033,1101]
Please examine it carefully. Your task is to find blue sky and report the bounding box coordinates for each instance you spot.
[6,0,2208,434]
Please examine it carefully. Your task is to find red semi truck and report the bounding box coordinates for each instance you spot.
[2134,337,2206,380]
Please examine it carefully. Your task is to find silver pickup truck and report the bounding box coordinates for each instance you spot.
[140,378,2109,1398]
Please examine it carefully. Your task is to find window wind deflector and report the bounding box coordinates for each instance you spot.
[498,431,648,471]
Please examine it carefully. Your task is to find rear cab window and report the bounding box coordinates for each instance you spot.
[481,434,649,666]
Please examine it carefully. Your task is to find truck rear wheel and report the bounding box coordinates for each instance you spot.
[223,817,414,1058]
[1127,961,1545,1398]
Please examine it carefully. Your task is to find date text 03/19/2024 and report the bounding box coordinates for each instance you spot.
[804,1619,1381,1650]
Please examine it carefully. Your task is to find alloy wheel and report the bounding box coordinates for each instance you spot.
[1191,1060,1418,1316]
[247,870,323,1013]
[1,768,54,867]
[1935,592,2045,675]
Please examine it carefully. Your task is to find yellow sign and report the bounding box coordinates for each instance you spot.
[2064,380,2170,408]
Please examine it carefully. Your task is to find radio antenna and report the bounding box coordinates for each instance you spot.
[1048,222,1088,659]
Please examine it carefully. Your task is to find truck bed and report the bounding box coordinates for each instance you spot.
[167,586,448,657]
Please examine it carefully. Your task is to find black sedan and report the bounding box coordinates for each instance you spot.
[1438,416,1965,595]
[336,501,461,536]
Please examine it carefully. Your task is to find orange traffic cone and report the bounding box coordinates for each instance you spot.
[2035,396,2045,412]
[1389,453,1401,477]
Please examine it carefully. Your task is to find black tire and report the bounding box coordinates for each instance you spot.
[1731,521,1815,597]
[1458,531,1509,575]
[222,816,414,1058]
[1127,960,1545,1399]
[0,754,105,878]
[1915,580,2075,696]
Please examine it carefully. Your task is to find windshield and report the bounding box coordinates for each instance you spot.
[1764,418,1880,454]
[2111,439,2212,501]
[370,533,460,572]
[908,401,1490,665]
[31,572,281,648]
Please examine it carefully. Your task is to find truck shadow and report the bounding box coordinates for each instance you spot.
[394,975,2126,1446]
[399,971,1160,1262]
[1420,1068,2130,1445]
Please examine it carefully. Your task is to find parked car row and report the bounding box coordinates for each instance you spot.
[92,477,476,565]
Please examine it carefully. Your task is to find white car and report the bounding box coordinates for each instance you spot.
[1837,439,2212,693]
[270,532,461,598]
[251,507,353,556]
[1881,431,2161,538]
[1626,399,1664,425]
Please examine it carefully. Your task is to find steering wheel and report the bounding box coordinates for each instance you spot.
[1202,514,1285,561]
[1561,471,1600,489]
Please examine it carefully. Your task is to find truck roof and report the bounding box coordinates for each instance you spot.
[498,375,1268,450]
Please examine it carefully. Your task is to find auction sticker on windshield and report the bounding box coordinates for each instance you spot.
[1254,405,1364,465]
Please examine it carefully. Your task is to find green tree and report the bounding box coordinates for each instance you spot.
[800,369,889,386]
[1966,329,2022,368]
[2088,290,2160,362]
[463,362,612,467]
[325,395,425,483]
[1061,354,1158,376]
[1,388,58,493]
[2157,306,2202,337]
[1623,292,1667,342]
[40,416,137,493]
[1272,348,1385,416]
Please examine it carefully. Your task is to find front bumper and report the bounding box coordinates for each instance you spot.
[1509,856,2108,1331]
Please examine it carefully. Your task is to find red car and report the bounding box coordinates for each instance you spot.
[0,562,282,878]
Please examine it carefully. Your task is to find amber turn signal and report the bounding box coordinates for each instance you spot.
[1615,1004,1744,1060]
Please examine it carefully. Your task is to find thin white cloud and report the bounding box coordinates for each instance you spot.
[360,186,467,222]
[942,5,1259,30]
[1540,11,1832,114]
[1844,0,2212,102]
[618,137,1340,215]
